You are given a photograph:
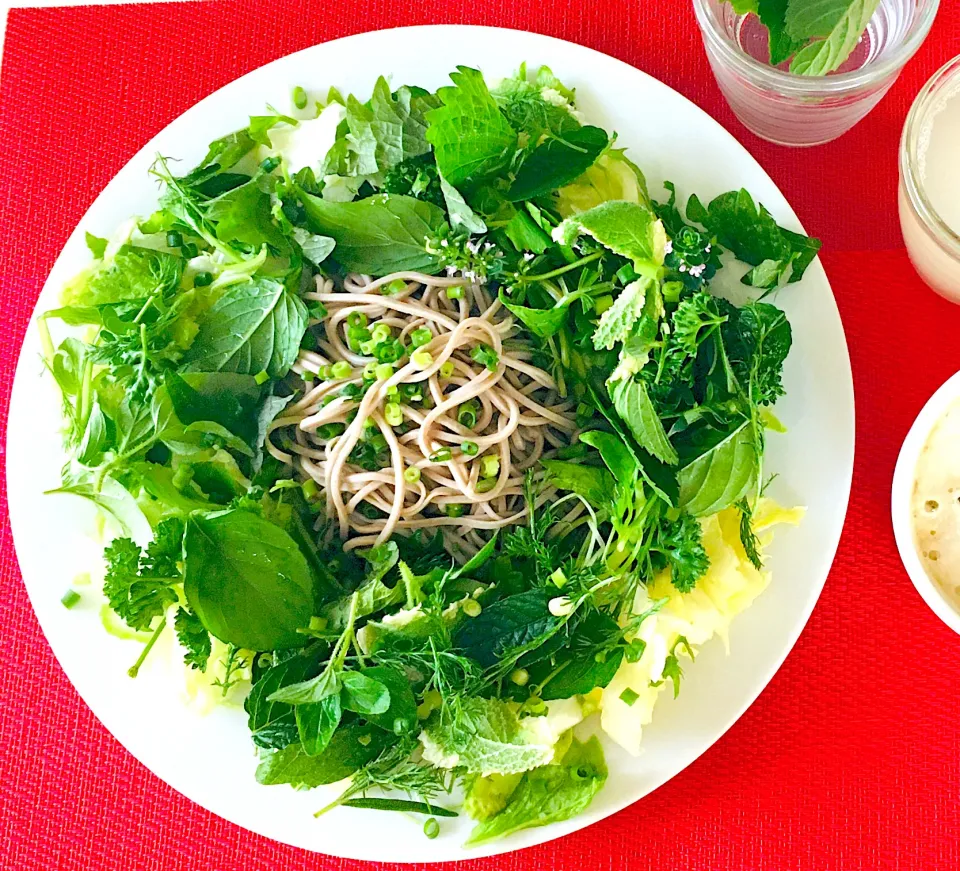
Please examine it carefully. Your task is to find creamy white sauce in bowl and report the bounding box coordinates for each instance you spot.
[893,371,960,634]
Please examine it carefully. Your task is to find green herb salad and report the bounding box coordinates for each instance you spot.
[41,63,818,845]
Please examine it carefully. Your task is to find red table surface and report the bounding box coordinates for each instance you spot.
[2,2,960,869]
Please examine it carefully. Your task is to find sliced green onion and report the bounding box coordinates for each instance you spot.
[481,455,500,478]
[619,687,640,707]
[423,818,440,839]
[383,279,407,296]
[347,312,368,328]
[445,503,465,518]
[372,322,392,342]
[61,589,81,609]
[302,369,316,382]
[165,230,183,248]
[475,478,496,493]
[193,270,213,287]
[439,361,455,378]
[461,599,482,618]
[445,285,463,300]
[550,568,568,588]
[410,327,433,348]
[374,363,393,381]
[385,402,403,427]
[374,339,404,364]
[429,447,452,463]
[524,696,547,715]
[307,300,327,320]
[363,362,378,379]
[386,384,399,396]
[404,466,421,484]
[332,361,352,379]
[292,85,308,110]
[457,400,479,429]
[510,668,529,686]
[470,343,499,372]
[360,340,376,356]
[181,242,198,259]
[412,349,433,369]
[301,478,319,500]
[254,369,270,386]
[317,423,345,439]
[460,440,479,457]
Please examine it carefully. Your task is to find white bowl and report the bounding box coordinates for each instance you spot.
[892,369,960,634]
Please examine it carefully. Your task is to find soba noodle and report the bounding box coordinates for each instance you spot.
[267,271,575,556]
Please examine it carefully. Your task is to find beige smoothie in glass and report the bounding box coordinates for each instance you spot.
[899,56,960,301]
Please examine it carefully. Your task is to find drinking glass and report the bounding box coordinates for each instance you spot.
[692,0,939,146]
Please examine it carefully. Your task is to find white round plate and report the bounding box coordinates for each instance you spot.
[6,25,855,862]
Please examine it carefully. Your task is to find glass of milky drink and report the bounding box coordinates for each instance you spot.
[900,56,960,301]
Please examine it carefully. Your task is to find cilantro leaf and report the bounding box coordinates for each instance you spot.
[425,67,518,187]
[174,607,211,672]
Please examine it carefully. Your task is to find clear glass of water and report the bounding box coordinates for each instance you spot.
[692,0,940,147]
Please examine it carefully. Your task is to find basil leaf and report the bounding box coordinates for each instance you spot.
[297,693,343,756]
[465,737,608,845]
[245,653,321,750]
[163,371,261,445]
[508,126,608,201]
[540,647,624,701]
[440,175,487,233]
[425,66,518,187]
[676,421,756,516]
[256,724,388,788]
[454,589,556,668]
[292,228,335,267]
[182,508,314,650]
[541,459,615,507]
[608,377,678,465]
[298,191,445,275]
[578,430,638,487]
[184,277,307,378]
[206,177,289,253]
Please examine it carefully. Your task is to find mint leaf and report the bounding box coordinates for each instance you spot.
[758,0,807,64]
[453,589,556,668]
[608,377,678,465]
[425,67,518,187]
[786,0,881,75]
[340,671,391,716]
[578,430,639,487]
[465,737,608,846]
[183,277,307,379]
[592,278,655,351]
[183,508,314,650]
[206,177,290,254]
[298,191,445,275]
[675,421,757,515]
[422,698,555,776]
[245,653,321,749]
[498,289,578,339]
[556,201,666,277]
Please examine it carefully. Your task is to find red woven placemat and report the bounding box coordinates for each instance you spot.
[2,2,960,869]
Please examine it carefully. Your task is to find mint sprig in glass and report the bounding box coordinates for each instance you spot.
[694,0,939,146]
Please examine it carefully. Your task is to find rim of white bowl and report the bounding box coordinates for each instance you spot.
[892,369,960,635]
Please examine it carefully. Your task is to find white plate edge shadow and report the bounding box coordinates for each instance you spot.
[5,25,855,862]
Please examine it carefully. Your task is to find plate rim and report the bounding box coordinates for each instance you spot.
[5,23,856,862]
